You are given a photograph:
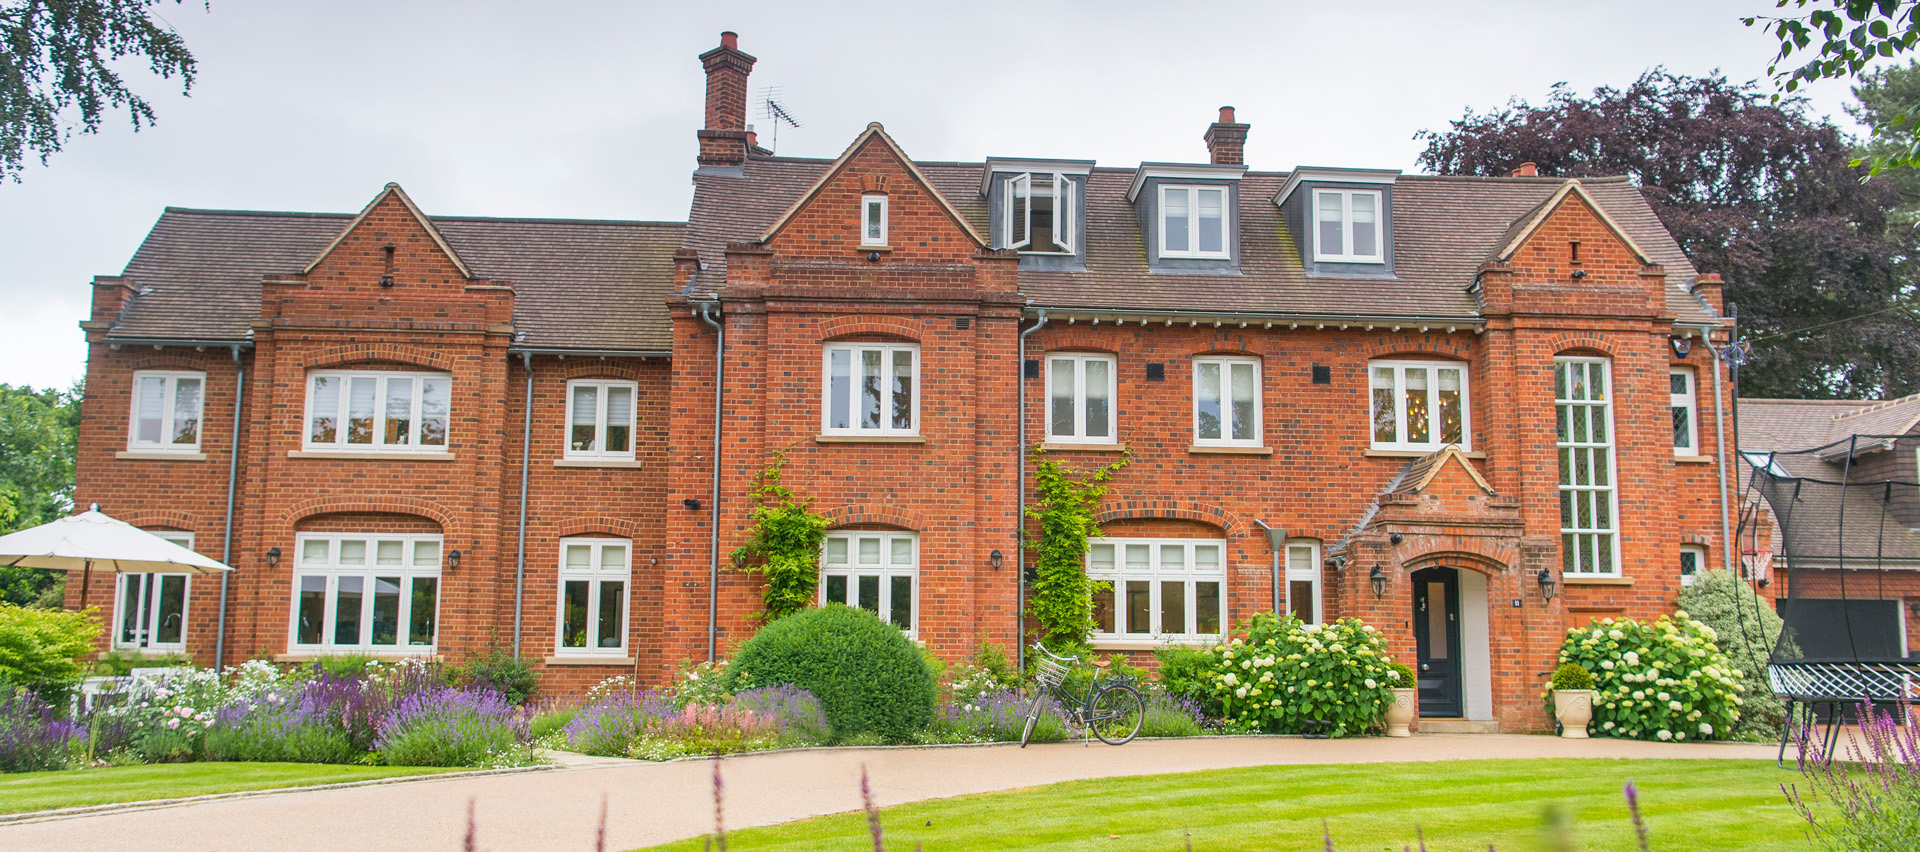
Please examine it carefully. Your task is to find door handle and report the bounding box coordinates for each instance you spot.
[1419,663,1429,672]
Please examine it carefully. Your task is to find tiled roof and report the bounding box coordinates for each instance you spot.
[686,155,1712,322]
[109,208,684,351]
[1739,395,1920,564]
[1740,394,1920,452]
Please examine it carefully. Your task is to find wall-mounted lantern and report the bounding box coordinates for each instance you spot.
[448,549,462,570]
[1537,567,1558,602]
[266,547,280,568]
[989,549,1003,570]
[1369,564,1388,599]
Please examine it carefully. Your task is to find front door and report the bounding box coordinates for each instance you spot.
[1412,566,1462,717]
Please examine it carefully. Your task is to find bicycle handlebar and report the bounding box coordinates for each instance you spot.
[1029,643,1081,664]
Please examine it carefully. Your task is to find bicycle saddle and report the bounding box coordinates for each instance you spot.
[1090,659,1111,669]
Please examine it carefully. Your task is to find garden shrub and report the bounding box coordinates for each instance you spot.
[671,659,732,708]
[0,685,80,771]
[945,644,1019,706]
[374,686,530,767]
[563,686,827,759]
[1550,662,1594,691]
[1553,612,1746,742]
[529,708,576,742]
[94,667,227,762]
[1678,568,1790,740]
[1025,452,1129,652]
[0,602,100,701]
[1153,644,1222,719]
[1384,660,1416,691]
[457,649,537,706]
[921,689,1067,744]
[725,604,936,743]
[1137,691,1205,738]
[1192,614,1395,737]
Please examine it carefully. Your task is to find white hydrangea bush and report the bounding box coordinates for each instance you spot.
[1199,613,1397,737]
[1551,611,1746,742]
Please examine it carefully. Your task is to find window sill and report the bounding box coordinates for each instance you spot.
[1188,445,1272,456]
[554,459,644,469]
[287,450,456,461]
[1092,639,1222,652]
[544,655,636,666]
[1673,455,1714,465]
[815,434,927,444]
[1039,442,1125,453]
[1563,576,1635,586]
[275,651,439,663]
[1365,448,1485,459]
[99,648,187,658]
[116,450,208,461]
[857,244,892,252]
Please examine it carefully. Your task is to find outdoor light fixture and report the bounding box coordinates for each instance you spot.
[1537,567,1558,601]
[989,549,1003,570]
[1369,564,1387,599]
[1389,532,1404,545]
[447,549,462,570]
[1671,337,1692,358]
[683,498,702,511]
[266,547,280,567]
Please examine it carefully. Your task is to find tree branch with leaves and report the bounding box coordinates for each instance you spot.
[1745,0,1920,172]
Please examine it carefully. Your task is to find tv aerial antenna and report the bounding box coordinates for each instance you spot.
[758,86,802,154]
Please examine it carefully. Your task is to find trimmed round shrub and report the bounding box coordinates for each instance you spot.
[1679,569,1791,740]
[1385,660,1416,691]
[725,604,936,743]
[1551,662,1595,691]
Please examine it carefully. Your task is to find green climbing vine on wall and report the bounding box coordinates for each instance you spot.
[731,451,830,621]
[1025,449,1131,652]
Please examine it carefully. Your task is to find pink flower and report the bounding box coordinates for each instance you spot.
[165,718,181,730]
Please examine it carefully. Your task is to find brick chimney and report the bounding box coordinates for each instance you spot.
[697,31,757,168]
[1510,162,1538,177]
[1204,106,1250,166]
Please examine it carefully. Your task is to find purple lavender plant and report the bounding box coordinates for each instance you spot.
[0,688,80,772]
[565,686,828,759]
[933,689,1069,743]
[728,685,829,745]
[375,686,529,767]
[1783,701,1920,849]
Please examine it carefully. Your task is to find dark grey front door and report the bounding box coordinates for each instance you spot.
[1413,566,1462,717]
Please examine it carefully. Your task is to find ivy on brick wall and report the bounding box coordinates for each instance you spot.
[731,451,829,621]
[1025,449,1130,653]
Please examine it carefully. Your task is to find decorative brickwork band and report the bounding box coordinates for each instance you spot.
[815,315,923,343]
[282,496,455,533]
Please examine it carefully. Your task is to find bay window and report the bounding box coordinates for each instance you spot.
[1670,368,1698,456]
[1314,189,1383,262]
[820,532,917,632]
[116,531,191,651]
[1193,357,1261,446]
[129,371,204,451]
[1004,173,1075,253]
[1369,361,1470,451]
[823,343,918,436]
[1556,357,1619,576]
[1089,538,1225,641]
[306,370,450,452]
[566,380,637,461]
[1159,185,1229,259]
[1047,353,1115,443]
[557,538,630,656]
[293,533,441,651]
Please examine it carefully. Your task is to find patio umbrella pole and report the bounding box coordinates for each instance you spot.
[79,559,92,608]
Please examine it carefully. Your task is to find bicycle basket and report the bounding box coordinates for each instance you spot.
[1033,655,1071,690]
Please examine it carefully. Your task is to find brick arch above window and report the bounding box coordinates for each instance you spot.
[124,510,199,533]
[546,360,647,382]
[1189,346,1262,359]
[554,515,644,539]
[1399,546,1514,576]
[283,496,454,534]
[302,343,453,372]
[1359,334,1475,361]
[1093,500,1244,537]
[1039,336,1119,356]
[1546,334,1619,358]
[128,355,217,372]
[1680,532,1712,547]
[816,315,922,343]
[819,505,926,532]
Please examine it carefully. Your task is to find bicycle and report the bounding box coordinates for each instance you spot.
[1019,644,1146,747]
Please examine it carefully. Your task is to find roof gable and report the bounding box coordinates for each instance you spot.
[303,183,475,280]
[1492,180,1655,266]
[758,123,985,250]
[1392,446,1496,497]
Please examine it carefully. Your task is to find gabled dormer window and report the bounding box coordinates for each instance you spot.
[1313,189,1382,263]
[1004,173,1075,254]
[862,195,888,247]
[1159,185,1229,259]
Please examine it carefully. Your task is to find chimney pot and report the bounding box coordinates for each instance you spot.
[1219,105,1235,123]
[1511,162,1538,177]
[1203,107,1250,166]
[720,31,738,49]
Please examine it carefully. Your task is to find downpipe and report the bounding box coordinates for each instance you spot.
[215,345,244,671]
[1016,309,1047,670]
[513,351,533,658]
[695,300,725,662]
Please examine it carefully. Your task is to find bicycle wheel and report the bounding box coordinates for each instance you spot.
[1018,688,1050,748]
[1088,683,1144,745]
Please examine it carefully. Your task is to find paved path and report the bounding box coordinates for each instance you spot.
[3,735,1780,852]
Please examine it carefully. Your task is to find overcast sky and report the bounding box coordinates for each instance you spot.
[0,0,1876,390]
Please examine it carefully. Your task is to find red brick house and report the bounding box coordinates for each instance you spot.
[69,32,1743,730]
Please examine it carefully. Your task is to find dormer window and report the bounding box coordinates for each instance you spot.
[1313,189,1382,263]
[1159,185,1229,259]
[1004,173,1075,254]
[862,195,888,247]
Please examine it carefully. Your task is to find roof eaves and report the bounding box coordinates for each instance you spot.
[1125,162,1248,203]
[1273,166,1402,207]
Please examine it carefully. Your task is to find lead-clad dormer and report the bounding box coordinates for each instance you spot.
[1127,163,1247,274]
[983,158,1093,270]
[1275,167,1401,277]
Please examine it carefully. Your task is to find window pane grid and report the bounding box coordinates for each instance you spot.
[823,345,919,435]
[1193,358,1261,446]
[1088,538,1227,640]
[1314,189,1384,262]
[117,533,192,651]
[291,533,441,652]
[820,532,918,633]
[557,539,631,654]
[566,380,640,460]
[1368,361,1471,451]
[305,371,451,452]
[1669,369,1698,455]
[129,371,205,450]
[1556,359,1619,575]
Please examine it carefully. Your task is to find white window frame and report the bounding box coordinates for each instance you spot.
[1368,360,1472,452]
[1670,368,1699,457]
[1192,357,1262,447]
[303,370,451,453]
[821,343,920,436]
[115,531,192,651]
[1680,544,1706,588]
[1312,188,1385,263]
[1088,537,1228,642]
[820,531,918,635]
[1157,184,1231,259]
[564,379,638,461]
[1002,173,1075,254]
[555,537,632,656]
[128,370,206,452]
[1556,357,1621,576]
[1045,353,1116,444]
[1285,541,1323,625]
[861,194,889,247]
[290,532,443,653]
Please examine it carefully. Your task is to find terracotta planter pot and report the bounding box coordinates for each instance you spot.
[1385,688,1417,737]
[1553,689,1594,738]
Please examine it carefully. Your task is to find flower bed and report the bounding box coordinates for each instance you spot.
[1551,612,1746,742]
[563,684,829,760]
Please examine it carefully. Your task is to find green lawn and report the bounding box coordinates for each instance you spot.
[639,759,1810,852]
[0,762,464,815]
